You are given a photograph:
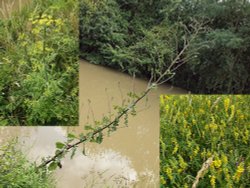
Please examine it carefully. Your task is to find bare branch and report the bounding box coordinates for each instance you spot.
[192,156,214,188]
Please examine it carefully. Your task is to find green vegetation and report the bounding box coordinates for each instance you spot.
[160,95,250,187]
[0,139,55,188]
[79,0,250,94]
[0,0,79,126]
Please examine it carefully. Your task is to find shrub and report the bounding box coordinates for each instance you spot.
[0,0,78,125]
[0,139,55,187]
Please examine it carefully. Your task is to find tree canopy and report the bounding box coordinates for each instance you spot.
[79,0,250,93]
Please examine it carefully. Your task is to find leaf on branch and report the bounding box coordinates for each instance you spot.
[113,118,119,127]
[86,132,94,142]
[48,162,57,171]
[67,133,76,142]
[84,125,95,131]
[70,147,77,159]
[67,133,76,139]
[96,132,103,144]
[57,162,62,169]
[56,142,65,149]
[79,133,85,141]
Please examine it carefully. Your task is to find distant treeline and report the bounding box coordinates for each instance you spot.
[79,0,250,94]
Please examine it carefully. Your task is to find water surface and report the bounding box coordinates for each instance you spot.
[0,61,186,187]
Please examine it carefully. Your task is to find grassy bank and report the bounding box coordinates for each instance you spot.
[0,0,79,126]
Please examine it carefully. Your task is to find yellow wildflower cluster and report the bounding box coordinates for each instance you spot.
[224,98,230,112]
[210,175,216,188]
[160,95,250,187]
[30,14,63,35]
[212,159,222,169]
[233,162,245,183]
[165,166,173,181]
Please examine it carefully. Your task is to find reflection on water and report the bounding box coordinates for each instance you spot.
[0,61,186,187]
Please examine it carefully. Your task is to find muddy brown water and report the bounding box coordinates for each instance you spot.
[0,60,187,187]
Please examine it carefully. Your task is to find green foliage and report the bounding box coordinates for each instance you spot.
[79,0,189,77]
[0,0,79,125]
[166,0,250,94]
[160,95,250,187]
[0,139,55,188]
[79,0,250,94]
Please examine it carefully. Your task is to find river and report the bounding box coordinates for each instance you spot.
[0,60,186,187]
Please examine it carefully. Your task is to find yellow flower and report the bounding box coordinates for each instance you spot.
[207,100,211,107]
[165,104,169,113]
[171,138,179,154]
[213,159,222,168]
[35,41,44,51]
[233,162,245,182]
[32,27,41,35]
[222,154,228,165]
[210,175,216,188]
[193,146,200,157]
[239,114,244,120]
[160,95,164,105]
[172,143,179,154]
[224,98,230,112]
[192,119,196,125]
[178,155,188,170]
[201,149,206,158]
[165,167,173,181]
[160,176,166,185]
[199,108,205,114]
[224,168,230,182]
[243,130,249,144]
[205,123,218,131]
[234,131,239,141]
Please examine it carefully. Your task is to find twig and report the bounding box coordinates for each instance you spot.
[37,86,152,169]
[192,155,214,188]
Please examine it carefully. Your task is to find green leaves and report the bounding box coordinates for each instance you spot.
[48,162,57,171]
[55,142,65,149]
[0,0,79,126]
[0,140,54,187]
[95,132,103,144]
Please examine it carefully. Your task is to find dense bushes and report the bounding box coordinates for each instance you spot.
[0,0,78,125]
[169,0,250,94]
[79,0,250,93]
[0,139,55,187]
[160,95,250,187]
